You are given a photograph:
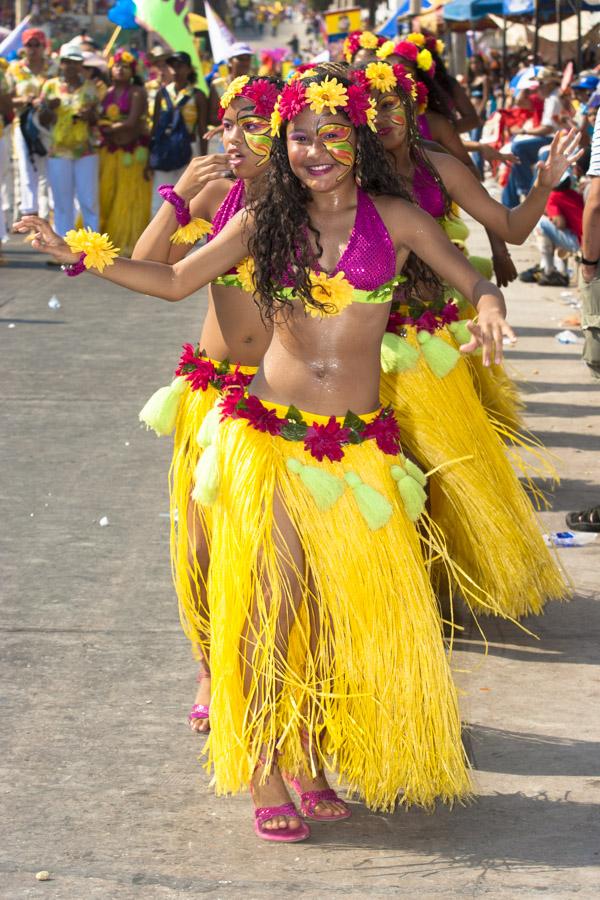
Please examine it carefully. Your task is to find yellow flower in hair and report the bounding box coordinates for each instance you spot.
[305,77,348,116]
[417,48,433,72]
[359,32,378,50]
[270,102,282,137]
[436,39,445,55]
[221,75,250,110]
[307,270,353,317]
[365,98,377,132]
[120,51,135,65]
[65,228,120,273]
[298,68,316,80]
[407,32,425,48]
[236,257,256,294]
[377,41,395,60]
[365,62,397,94]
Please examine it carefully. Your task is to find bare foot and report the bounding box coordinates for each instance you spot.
[251,759,303,833]
[188,667,211,734]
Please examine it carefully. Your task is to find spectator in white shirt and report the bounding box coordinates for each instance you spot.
[579,108,600,379]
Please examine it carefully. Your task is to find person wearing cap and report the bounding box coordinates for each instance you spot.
[145,45,173,113]
[502,67,564,209]
[6,28,55,219]
[149,50,209,215]
[38,45,100,239]
[207,43,253,128]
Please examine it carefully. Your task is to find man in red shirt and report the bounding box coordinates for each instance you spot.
[534,172,583,286]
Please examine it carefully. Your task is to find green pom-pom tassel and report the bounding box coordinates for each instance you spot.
[134,145,148,165]
[138,376,187,436]
[390,466,427,522]
[191,444,220,506]
[380,331,420,374]
[467,254,493,280]
[196,404,221,449]
[399,455,427,488]
[448,319,473,347]
[122,151,133,167]
[287,458,345,511]
[417,330,461,378]
[344,471,392,531]
[441,214,470,244]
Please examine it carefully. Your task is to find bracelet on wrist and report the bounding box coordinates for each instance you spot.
[63,227,120,276]
[581,256,599,267]
[157,183,213,246]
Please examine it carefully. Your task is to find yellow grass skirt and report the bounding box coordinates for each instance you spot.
[99,146,152,257]
[380,325,570,620]
[200,400,473,811]
[169,364,258,655]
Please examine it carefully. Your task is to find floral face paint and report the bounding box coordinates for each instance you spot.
[378,94,406,127]
[238,112,273,166]
[317,122,355,182]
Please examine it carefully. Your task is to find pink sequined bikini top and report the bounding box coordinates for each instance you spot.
[412,163,445,219]
[208,178,245,276]
[311,187,396,292]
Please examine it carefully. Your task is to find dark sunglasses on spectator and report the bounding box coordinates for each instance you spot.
[26,41,43,47]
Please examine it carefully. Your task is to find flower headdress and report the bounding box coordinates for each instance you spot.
[384,40,435,75]
[270,75,377,136]
[110,48,137,73]
[353,62,417,101]
[407,32,445,57]
[342,30,385,64]
[218,75,280,121]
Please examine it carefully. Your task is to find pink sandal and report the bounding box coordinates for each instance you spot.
[188,703,210,730]
[285,776,351,822]
[253,802,311,843]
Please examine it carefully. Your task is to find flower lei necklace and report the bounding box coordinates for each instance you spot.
[270,76,377,136]
[219,389,402,462]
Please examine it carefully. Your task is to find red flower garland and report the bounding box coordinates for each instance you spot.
[386,301,460,336]
[175,344,255,393]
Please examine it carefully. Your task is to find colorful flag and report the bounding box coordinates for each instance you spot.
[135,0,208,95]
[0,14,32,59]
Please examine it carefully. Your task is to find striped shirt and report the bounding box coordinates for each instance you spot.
[589,109,600,176]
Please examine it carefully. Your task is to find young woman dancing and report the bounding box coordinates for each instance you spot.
[352,60,572,619]
[133,76,281,734]
[16,67,514,841]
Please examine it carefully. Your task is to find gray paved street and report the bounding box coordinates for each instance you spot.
[1,216,599,897]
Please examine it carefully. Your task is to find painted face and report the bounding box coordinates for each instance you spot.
[222,98,273,178]
[317,122,354,182]
[287,107,357,193]
[374,92,407,149]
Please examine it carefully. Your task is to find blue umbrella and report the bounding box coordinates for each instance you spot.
[510,65,543,92]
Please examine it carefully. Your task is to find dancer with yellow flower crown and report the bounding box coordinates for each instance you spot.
[350,59,572,619]
[98,49,152,256]
[133,75,281,734]
[16,65,517,840]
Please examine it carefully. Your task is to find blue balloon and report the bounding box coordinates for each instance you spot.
[108,0,139,30]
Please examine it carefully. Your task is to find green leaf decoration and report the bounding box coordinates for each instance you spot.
[281,421,308,441]
[285,405,305,424]
[215,358,231,375]
[346,428,363,445]
[343,410,366,433]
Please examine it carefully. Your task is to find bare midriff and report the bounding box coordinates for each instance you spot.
[250,300,392,417]
[199,283,272,366]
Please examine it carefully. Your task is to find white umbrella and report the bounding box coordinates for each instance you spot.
[509,65,543,92]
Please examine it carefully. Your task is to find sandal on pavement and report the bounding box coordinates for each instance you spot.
[253,802,311,842]
[285,775,351,822]
[565,505,600,533]
[188,703,210,729]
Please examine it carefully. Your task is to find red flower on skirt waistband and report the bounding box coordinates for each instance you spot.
[362,408,401,456]
[304,418,351,462]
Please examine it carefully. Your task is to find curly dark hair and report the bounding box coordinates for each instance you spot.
[248,67,443,320]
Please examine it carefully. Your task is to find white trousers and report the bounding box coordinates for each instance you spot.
[14,124,50,217]
[46,154,99,237]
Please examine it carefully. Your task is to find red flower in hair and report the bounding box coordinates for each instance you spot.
[362,409,401,456]
[219,386,245,421]
[278,80,306,121]
[346,83,371,128]
[244,79,279,118]
[394,41,418,63]
[238,394,283,434]
[304,418,350,462]
[392,63,415,96]
[415,82,429,105]
[343,31,362,63]
[349,69,369,91]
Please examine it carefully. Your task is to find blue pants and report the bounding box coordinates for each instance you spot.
[469,125,484,178]
[502,134,552,208]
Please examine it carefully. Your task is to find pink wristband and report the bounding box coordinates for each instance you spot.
[62,252,86,277]
[157,184,191,227]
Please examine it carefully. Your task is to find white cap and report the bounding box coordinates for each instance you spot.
[225,42,253,60]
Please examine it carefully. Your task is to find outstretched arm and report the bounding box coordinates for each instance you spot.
[399,205,515,366]
[430,129,583,245]
[14,211,251,302]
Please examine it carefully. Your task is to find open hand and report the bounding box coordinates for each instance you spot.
[13,216,80,265]
[480,144,518,165]
[459,311,516,367]
[174,153,231,202]
[535,128,584,189]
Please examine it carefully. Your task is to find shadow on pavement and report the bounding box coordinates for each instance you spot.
[463,724,600,777]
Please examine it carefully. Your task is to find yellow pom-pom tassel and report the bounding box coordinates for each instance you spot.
[138,376,187,436]
[170,218,213,246]
[64,227,120,273]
